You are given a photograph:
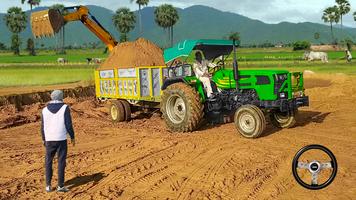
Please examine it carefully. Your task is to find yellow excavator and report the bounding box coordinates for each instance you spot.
[31,5,118,51]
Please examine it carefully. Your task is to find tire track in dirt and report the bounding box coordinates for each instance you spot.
[69,141,180,199]
[176,147,236,200]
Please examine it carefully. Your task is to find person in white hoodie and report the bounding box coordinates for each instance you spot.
[41,90,75,192]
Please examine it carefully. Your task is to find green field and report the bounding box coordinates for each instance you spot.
[0,65,96,87]
[0,48,355,87]
[0,49,106,63]
[237,50,355,61]
[1,48,355,63]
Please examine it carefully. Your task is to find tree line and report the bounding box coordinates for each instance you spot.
[2,0,356,55]
[322,0,356,44]
[2,0,180,55]
[113,0,179,48]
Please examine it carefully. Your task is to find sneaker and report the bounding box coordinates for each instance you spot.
[57,186,69,192]
[45,185,52,192]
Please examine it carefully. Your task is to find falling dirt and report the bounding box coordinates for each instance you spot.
[0,74,355,199]
[100,38,165,69]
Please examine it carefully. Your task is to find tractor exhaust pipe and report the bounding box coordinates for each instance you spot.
[232,39,239,90]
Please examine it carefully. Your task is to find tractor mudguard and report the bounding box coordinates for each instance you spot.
[162,77,207,102]
[162,77,186,90]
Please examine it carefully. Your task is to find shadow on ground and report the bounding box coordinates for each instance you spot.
[296,111,331,126]
[262,110,331,137]
[65,172,106,189]
[196,110,331,137]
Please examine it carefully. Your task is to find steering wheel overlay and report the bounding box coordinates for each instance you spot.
[292,144,338,190]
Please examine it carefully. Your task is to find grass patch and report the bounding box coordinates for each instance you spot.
[237,60,356,74]
[1,48,355,63]
[0,65,96,87]
[0,49,107,63]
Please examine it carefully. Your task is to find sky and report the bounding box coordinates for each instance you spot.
[1,0,356,27]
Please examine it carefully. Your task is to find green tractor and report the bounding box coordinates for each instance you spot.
[161,39,309,138]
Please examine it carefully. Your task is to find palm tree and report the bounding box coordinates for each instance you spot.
[3,7,27,55]
[50,4,67,54]
[354,11,356,21]
[112,8,136,42]
[130,0,149,35]
[154,4,179,47]
[322,6,340,43]
[21,0,41,11]
[336,0,351,30]
[228,32,240,41]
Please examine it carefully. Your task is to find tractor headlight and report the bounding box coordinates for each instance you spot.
[279,92,286,98]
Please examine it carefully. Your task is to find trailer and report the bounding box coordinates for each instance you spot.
[95,66,167,103]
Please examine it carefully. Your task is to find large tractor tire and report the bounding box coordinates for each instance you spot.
[119,99,131,121]
[270,111,296,128]
[109,100,125,122]
[234,105,266,138]
[161,83,204,132]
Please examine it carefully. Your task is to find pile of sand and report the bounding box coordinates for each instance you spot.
[100,38,165,69]
[310,45,343,51]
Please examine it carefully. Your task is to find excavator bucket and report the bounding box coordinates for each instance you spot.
[31,9,64,38]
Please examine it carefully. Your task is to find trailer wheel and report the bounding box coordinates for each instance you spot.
[234,105,266,138]
[161,83,204,132]
[270,111,296,128]
[110,100,125,122]
[119,99,131,121]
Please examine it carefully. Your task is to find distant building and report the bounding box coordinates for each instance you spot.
[275,43,284,48]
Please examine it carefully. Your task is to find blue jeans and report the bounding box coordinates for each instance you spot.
[45,140,67,187]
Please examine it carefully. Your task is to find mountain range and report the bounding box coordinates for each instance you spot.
[1,5,355,48]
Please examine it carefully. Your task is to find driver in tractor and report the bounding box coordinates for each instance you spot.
[193,51,217,98]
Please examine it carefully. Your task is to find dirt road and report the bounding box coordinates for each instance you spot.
[0,74,355,199]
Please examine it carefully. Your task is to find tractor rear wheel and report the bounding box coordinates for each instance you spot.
[161,83,204,132]
[234,105,266,138]
[270,111,296,128]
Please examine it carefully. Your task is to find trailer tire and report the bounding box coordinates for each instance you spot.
[110,100,125,123]
[161,83,204,132]
[119,99,131,121]
[270,111,296,128]
[234,105,266,138]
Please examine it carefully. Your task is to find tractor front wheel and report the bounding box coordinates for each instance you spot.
[234,105,266,138]
[161,83,204,132]
[270,111,296,128]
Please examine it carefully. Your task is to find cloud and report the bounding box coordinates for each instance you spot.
[1,0,355,27]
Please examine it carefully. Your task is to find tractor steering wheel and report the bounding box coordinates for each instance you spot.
[208,60,224,74]
[292,144,338,190]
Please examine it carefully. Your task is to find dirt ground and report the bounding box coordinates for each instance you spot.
[0,74,355,200]
[0,81,92,96]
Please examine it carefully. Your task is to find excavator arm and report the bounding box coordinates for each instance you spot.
[31,5,118,51]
